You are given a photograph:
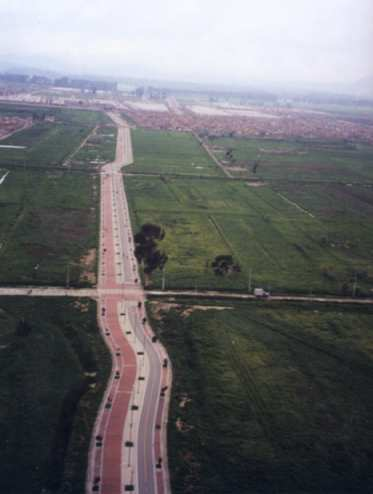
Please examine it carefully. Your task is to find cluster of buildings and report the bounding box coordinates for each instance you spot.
[0,73,117,93]
[121,104,373,144]
[0,116,32,139]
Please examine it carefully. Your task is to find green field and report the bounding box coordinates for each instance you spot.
[150,299,373,494]
[0,169,99,286]
[126,128,223,176]
[0,105,117,286]
[71,125,117,168]
[125,175,373,294]
[0,296,110,494]
[0,106,109,171]
[208,136,373,182]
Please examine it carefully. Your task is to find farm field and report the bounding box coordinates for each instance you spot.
[0,104,109,126]
[149,299,373,494]
[0,105,109,171]
[125,175,373,294]
[0,168,99,286]
[0,296,111,494]
[207,136,373,182]
[71,125,117,168]
[126,128,224,176]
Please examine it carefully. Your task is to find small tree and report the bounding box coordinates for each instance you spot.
[16,319,32,337]
[134,223,167,283]
[212,255,240,276]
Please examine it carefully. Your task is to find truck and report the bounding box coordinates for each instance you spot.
[254,288,270,298]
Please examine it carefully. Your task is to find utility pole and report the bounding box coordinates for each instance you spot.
[352,272,358,297]
[66,263,70,288]
[247,268,252,293]
[162,268,166,291]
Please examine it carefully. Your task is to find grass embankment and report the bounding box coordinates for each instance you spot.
[125,175,373,295]
[149,299,373,494]
[0,297,111,494]
[126,128,224,176]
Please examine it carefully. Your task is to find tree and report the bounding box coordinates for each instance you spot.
[211,255,241,276]
[134,223,167,279]
[16,319,32,337]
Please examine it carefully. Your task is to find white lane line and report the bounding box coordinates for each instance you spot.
[120,302,150,493]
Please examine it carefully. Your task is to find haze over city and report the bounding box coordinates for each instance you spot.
[0,0,372,90]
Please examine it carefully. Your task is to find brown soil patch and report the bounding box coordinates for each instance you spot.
[247,181,267,187]
[179,394,192,408]
[79,248,97,285]
[227,166,247,171]
[150,302,182,320]
[176,418,194,432]
[150,302,231,320]
[181,305,232,317]
[74,300,90,313]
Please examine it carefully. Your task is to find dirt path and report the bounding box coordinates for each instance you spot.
[62,125,98,168]
[192,131,233,178]
[148,289,373,305]
[0,170,10,185]
[0,119,33,141]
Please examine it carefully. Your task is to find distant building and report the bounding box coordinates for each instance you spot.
[134,86,168,100]
[0,73,28,83]
[30,75,52,86]
[53,77,117,92]
[54,76,69,87]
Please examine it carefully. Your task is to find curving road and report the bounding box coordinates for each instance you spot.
[86,113,171,494]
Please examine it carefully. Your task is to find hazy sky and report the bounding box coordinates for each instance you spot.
[0,0,372,86]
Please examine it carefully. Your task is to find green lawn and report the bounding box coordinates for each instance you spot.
[208,136,373,182]
[150,299,373,494]
[125,175,373,294]
[0,297,110,494]
[127,128,223,176]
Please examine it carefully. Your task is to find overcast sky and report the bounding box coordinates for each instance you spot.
[0,0,372,87]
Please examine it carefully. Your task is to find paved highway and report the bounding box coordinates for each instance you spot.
[0,286,372,307]
[86,113,171,494]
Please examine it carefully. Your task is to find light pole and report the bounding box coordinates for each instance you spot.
[247,268,252,293]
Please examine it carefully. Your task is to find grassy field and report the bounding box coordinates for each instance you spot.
[149,299,373,494]
[126,128,223,176]
[0,296,111,494]
[0,105,117,286]
[0,104,109,126]
[208,136,373,182]
[71,125,117,168]
[125,175,373,294]
[0,106,109,171]
[0,169,99,286]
